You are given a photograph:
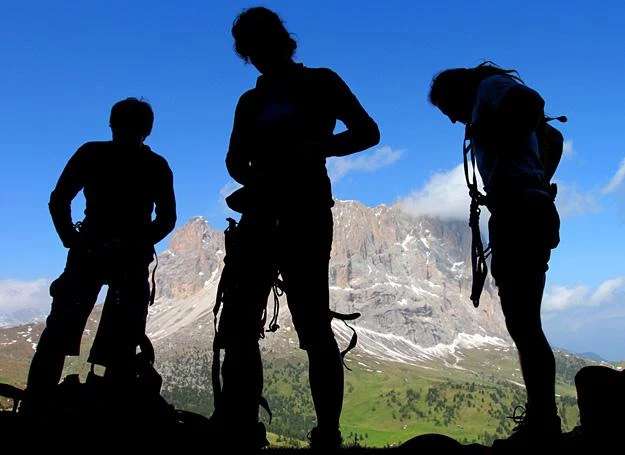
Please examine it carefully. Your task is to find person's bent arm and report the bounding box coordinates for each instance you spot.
[322,69,381,158]
[150,161,177,245]
[49,145,88,248]
[225,91,256,185]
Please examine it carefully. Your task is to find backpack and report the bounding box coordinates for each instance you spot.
[0,334,213,444]
[574,365,625,446]
[462,112,567,308]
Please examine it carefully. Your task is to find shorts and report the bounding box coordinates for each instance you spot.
[217,208,335,350]
[488,190,560,286]
[42,247,150,359]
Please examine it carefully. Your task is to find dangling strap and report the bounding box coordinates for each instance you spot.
[468,198,491,308]
[211,272,226,415]
[463,125,487,206]
[211,268,274,424]
[211,216,274,423]
[266,278,284,333]
[463,125,491,308]
[211,218,239,416]
[149,246,158,306]
[330,311,361,370]
[254,271,361,369]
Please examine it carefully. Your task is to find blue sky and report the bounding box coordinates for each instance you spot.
[0,1,623,359]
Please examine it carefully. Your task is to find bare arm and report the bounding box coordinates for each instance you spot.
[322,70,380,158]
[48,146,87,248]
[225,91,256,186]
[150,159,177,245]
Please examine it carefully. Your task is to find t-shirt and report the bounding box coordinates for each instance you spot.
[226,63,376,212]
[49,141,177,255]
[471,75,545,197]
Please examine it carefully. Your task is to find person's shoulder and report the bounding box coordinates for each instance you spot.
[72,140,111,157]
[142,145,173,170]
[232,88,260,114]
[300,66,349,93]
[480,74,522,92]
[142,145,167,162]
[237,87,259,105]
[77,140,110,149]
[302,66,342,81]
[476,74,522,104]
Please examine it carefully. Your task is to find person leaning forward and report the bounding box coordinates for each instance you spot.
[428,61,562,451]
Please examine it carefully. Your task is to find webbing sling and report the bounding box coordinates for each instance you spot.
[330,310,361,370]
[463,125,491,308]
[211,275,274,423]
[149,246,158,306]
[210,217,279,423]
[210,218,273,421]
[211,276,361,417]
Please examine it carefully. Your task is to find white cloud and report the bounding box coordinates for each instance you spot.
[562,139,574,159]
[602,156,625,194]
[590,276,625,306]
[543,284,590,311]
[397,164,478,221]
[219,181,242,214]
[0,278,51,313]
[327,146,403,183]
[0,278,110,326]
[543,276,625,312]
[553,155,625,217]
[553,183,600,217]
[219,181,241,201]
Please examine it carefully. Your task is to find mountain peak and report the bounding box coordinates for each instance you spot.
[149,199,509,352]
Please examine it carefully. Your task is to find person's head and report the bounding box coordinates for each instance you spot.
[231,6,297,74]
[428,61,522,124]
[109,97,154,146]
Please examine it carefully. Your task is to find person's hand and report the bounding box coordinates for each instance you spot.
[225,186,252,213]
[61,227,82,250]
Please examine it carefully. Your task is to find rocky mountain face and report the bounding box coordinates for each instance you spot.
[146,200,511,366]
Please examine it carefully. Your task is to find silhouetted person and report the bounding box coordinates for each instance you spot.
[428,62,562,450]
[20,97,177,416]
[212,6,380,450]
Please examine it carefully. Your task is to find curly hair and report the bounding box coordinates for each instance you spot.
[231,6,297,63]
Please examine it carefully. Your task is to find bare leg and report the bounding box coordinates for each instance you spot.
[499,272,558,423]
[308,339,344,432]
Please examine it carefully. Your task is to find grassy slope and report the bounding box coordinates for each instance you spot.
[0,320,610,448]
[257,348,583,448]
